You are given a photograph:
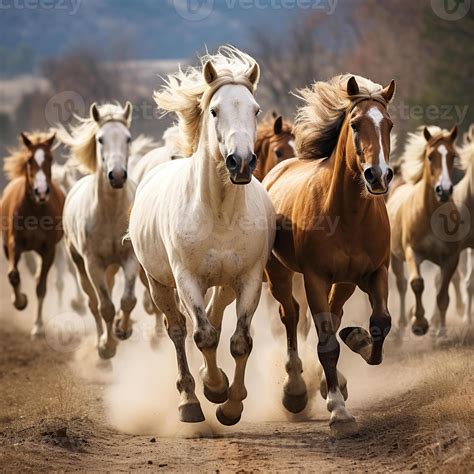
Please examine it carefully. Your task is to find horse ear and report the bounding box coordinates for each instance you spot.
[45,132,56,149]
[90,103,100,123]
[449,125,458,142]
[203,61,218,85]
[273,115,283,135]
[347,76,359,97]
[21,132,32,149]
[247,62,260,87]
[123,101,133,123]
[423,127,432,142]
[381,79,396,103]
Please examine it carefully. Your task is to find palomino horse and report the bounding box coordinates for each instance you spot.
[1,132,65,338]
[56,102,142,359]
[388,126,460,339]
[129,46,275,425]
[263,75,396,434]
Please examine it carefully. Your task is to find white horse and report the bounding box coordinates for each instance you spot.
[128,46,275,425]
[56,102,141,359]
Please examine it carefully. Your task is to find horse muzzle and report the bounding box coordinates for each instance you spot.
[435,184,453,202]
[34,186,50,203]
[226,153,257,185]
[108,167,128,189]
[363,166,393,195]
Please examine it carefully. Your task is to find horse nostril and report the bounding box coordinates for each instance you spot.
[386,168,394,184]
[108,171,114,182]
[123,170,127,181]
[249,153,257,170]
[448,185,453,195]
[226,154,238,171]
[364,167,377,185]
[34,188,39,196]
[45,185,50,195]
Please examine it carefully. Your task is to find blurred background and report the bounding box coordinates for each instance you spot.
[0,0,473,187]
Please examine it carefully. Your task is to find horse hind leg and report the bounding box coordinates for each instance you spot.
[147,273,204,423]
[463,248,473,325]
[435,255,459,340]
[115,257,138,341]
[391,254,408,338]
[7,243,28,310]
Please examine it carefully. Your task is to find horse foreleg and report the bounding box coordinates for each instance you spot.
[67,250,86,314]
[31,249,55,339]
[436,255,459,339]
[266,255,307,414]
[293,273,311,340]
[115,257,138,341]
[391,254,407,335]
[216,271,261,426]
[304,271,357,435]
[451,268,465,317]
[464,248,473,325]
[176,274,228,410]
[85,258,117,359]
[405,247,428,336]
[147,273,204,423]
[6,242,28,310]
[54,242,66,308]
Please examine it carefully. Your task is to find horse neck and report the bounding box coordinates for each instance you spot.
[417,160,441,212]
[192,122,245,217]
[254,136,270,182]
[93,163,129,213]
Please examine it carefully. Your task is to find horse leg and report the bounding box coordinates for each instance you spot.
[435,255,459,339]
[340,267,392,365]
[55,242,65,308]
[391,254,407,336]
[451,268,465,317]
[147,273,204,423]
[319,283,356,400]
[68,250,86,315]
[304,271,357,434]
[31,249,55,339]
[216,269,262,426]
[7,242,28,310]
[293,273,311,340]
[175,273,228,410]
[464,248,473,325]
[84,257,117,359]
[69,246,103,344]
[115,257,138,341]
[200,286,235,403]
[266,255,307,414]
[405,247,429,335]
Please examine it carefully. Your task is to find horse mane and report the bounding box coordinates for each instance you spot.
[459,137,474,172]
[162,124,182,155]
[293,74,388,161]
[130,134,159,157]
[153,45,259,157]
[3,132,53,181]
[400,126,449,184]
[54,103,130,174]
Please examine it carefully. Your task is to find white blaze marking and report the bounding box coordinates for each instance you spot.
[34,149,45,166]
[34,169,48,196]
[438,144,452,191]
[366,107,388,174]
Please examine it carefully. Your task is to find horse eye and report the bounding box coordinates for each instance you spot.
[275,149,283,158]
[256,109,261,117]
[98,137,103,144]
[210,109,217,118]
[127,136,131,144]
[350,123,358,132]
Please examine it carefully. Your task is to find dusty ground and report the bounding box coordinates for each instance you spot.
[0,259,473,472]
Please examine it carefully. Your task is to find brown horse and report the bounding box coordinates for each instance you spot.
[263,74,396,435]
[388,126,460,340]
[254,113,295,181]
[1,132,65,338]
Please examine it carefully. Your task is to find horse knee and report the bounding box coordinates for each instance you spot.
[370,312,391,342]
[100,301,115,322]
[8,270,20,287]
[230,330,253,358]
[121,294,137,313]
[193,324,218,351]
[410,277,424,294]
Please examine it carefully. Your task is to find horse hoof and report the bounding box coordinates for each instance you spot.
[114,320,132,341]
[329,417,359,438]
[216,405,241,426]
[282,390,308,414]
[71,299,86,315]
[98,345,117,360]
[179,403,205,423]
[339,326,371,361]
[411,317,429,336]
[14,294,28,311]
[203,371,229,404]
[30,326,45,340]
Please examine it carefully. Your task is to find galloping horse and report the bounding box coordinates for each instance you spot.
[1,132,65,338]
[129,46,275,425]
[56,102,142,359]
[263,75,396,434]
[388,126,460,339]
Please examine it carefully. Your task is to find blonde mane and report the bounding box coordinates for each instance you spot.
[293,74,389,161]
[400,126,449,184]
[459,124,474,171]
[3,132,54,181]
[153,45,259,157]
[54,103,131,174]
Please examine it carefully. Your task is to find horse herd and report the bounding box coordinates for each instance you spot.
[1,46,473,436]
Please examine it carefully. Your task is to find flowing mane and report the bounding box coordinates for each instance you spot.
[153,45,259,157]
[293,74,389,161]
[400,126,449,184]
[459,124,474,171]
[3,132,53,180]
[54,103,130,174]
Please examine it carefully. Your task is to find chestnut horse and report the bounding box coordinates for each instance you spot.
[263,74,396,435]
[1,132,65,338]
[388,126,460,340]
